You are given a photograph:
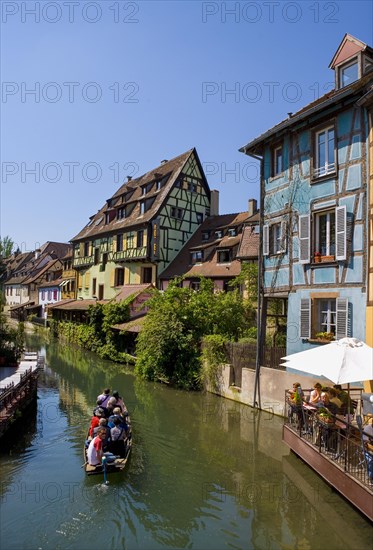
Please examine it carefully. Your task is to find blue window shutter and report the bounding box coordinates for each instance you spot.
[335,205,347,261]
[299,214,310,264]
[263,224,269,256]
[336,298,348,339]
[300,298,311,339]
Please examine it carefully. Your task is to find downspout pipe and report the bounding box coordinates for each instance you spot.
[242,148,263,409]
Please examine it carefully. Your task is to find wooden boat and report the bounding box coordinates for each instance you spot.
[84,414,132,476]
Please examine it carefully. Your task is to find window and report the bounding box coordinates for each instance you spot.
[117,234,123,252]
[228,227,237,237]
[137,230,144,248]
[299,297,348,340]
[215,230,223,239]
[319,299,336,335]
[98,285,104,300]
[217,249,231,263]
[314,126,335,178]
[196,212,203,224]
[156,180,162,191]
[141,185,147,195]
[142,267,152,284]
[48,291,52,301]
[139,201,145,215]
[115,268,124,286]
[263,221,287,256]
[190,251,203,264]
[92,278,97,296]
[202,231,210,241]
[188,181,198,193]
[41,290,45,300]
[190,280,200,291]
[298,206,346,264]
[171,207,183,220]
[315,210,335,257]
[102,252,108,271]
[53,290,58,301]
[339,60,358,88]
[272,144,283,177]
[94,248,100,265]
[84,242,90,256]
[126,234,134,249]
[117,207,126,220]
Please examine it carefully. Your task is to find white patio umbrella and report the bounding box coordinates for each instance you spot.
[281,338,373,385]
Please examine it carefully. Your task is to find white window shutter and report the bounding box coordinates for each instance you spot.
[336,298,348,339]
[263,224,269,256]
[300,298,311,339]
[335,205,347,260]
[299,214,310,264]
[281,220,287,252]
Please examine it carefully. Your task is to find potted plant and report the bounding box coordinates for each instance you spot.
[315,331,335,342]
[314,251,322,263]
[320,254,335,262]
[317,407,334,424]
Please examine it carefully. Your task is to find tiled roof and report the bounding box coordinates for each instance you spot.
[236,226,260,259]
[114,284,154,302]
[111,314,146,333]
[240,74,373,154]
[4,276,28,285]
[160,211,256,280]
[49,298,109,310]
[23,259,61,284]
[71,149,206,242]
[38,278,63,289]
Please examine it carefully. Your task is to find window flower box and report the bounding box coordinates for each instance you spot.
[314,252,322,263]
[320,255,335,263]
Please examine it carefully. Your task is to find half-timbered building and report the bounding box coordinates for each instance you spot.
[240,34,373,355]
[70,149,214,300]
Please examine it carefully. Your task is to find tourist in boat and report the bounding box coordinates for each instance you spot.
[92,417,111,450]
[87,428,107,466]
[108,407,128,429]
[309,383,322,405]
[89,407,105,437]
[112,391,126,413]
[106,396,119,417]
[97,388,111,412]
[109,417,129,456]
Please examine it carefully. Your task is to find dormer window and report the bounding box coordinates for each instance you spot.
[215,230,223,239]
[156,180,162,191]
[228,227,237,237]
[339,59,358,88]
[202,231,210,241]
[117,207,126,220]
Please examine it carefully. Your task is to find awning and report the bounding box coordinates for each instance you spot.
[10,301,34,311]
[59,280,69,287]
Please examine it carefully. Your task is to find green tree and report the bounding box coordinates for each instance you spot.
[0,236,14,258]
[135,277,250,389]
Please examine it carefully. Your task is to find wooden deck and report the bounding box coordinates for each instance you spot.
[283,424,373,521]
[0,353,44,438]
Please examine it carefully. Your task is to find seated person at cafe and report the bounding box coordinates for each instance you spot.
[287,382,304,422]
[316,392,339,415]
[333,385,352,415]
[328,388,342,410]
[309,383,322,405]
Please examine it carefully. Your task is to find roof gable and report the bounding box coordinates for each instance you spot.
[329,34,367,69]
[71,148,208,242]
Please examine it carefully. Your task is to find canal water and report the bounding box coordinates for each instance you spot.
[0,334,372,550]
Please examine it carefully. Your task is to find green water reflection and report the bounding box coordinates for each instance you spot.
[0,334,372,549]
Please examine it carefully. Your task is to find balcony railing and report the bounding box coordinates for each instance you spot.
[73,256,94,268]
[284,388,372,489]
[111,247,147,261]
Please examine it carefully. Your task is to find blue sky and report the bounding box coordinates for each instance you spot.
[1,0,372,251]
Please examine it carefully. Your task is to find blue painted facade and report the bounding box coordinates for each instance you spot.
[241,35,373,356]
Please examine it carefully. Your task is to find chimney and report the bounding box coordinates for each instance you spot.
[127,176,132,182]
[248,198,257,217]
[35,248,41,260]
[160,159,168,165]
[210,190,219,216]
